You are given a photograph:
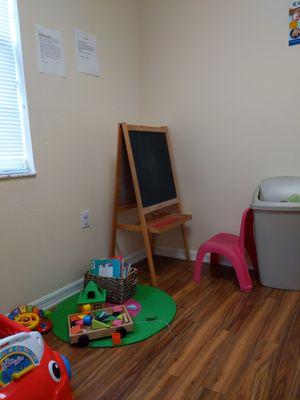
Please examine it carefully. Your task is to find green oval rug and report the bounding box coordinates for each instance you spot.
[51,284,176,347]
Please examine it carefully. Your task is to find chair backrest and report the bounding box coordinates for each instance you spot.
[238,207,258,268]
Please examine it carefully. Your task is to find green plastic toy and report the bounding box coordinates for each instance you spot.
[77,281,106,311]
[287,194,300,202]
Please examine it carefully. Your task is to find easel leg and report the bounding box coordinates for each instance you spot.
[176,202,191,262]
[110,124,123,257]
[109,192,119,257]
[181,223,191,261]
[142,229,157,286]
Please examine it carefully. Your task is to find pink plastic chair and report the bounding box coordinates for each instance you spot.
[193,208,257,291]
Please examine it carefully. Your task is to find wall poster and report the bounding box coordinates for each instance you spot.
[289,2,300,46]
[75,29,100,76]
[36,25,65,76]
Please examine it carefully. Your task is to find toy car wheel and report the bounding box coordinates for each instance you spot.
[78,334,90,348]
[116,327,127,338]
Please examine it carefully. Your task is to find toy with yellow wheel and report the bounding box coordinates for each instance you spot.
[8,305,52,334]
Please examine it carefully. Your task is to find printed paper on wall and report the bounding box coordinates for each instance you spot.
[289,2,300,46]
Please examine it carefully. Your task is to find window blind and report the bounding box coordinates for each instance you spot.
[0,0,34,176]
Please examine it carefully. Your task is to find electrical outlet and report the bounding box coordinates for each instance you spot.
[80,209,90,229]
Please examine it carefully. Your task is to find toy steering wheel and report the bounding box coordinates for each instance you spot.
[15,312,40,330]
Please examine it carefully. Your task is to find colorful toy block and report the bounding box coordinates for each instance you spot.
[112,306,123,313]
[82,304,92,314]
[70,325,82,335]
[112,332,121,345]
[91,319,110,330]
[83,315,93,326]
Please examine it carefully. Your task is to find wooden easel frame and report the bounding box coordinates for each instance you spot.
[110,123,191,286]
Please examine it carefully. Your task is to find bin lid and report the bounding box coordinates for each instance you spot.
[259,176,300,201]
[251,176,300,211]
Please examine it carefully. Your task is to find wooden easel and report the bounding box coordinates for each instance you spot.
[110,123,192,286]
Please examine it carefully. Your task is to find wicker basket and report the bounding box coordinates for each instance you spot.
[83,268,137,304]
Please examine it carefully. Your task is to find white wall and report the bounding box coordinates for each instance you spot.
[139,0,300,250]
[0,0,142,313]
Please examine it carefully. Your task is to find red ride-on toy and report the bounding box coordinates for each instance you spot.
[0,314,72,400]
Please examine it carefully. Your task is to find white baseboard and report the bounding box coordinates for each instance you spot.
[29,246,231,310]
[30,278,84,310]
[126,248,147,265]
[154,245,232,266]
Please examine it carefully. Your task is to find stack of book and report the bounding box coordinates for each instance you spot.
[89,256,131,279]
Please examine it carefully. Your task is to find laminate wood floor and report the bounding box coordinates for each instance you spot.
[45,257,300,400]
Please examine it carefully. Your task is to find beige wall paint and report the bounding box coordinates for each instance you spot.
[0,0,142,313]
[139,0,300,250]
[2,1,299,312]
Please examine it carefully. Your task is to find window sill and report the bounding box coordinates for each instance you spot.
[0,171,37,180]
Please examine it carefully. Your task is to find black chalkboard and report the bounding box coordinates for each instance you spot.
[118,136,136,207]
[128,130,177,208]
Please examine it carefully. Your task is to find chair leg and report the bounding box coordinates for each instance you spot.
[193,247,207,282]
[231,252,253,291]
